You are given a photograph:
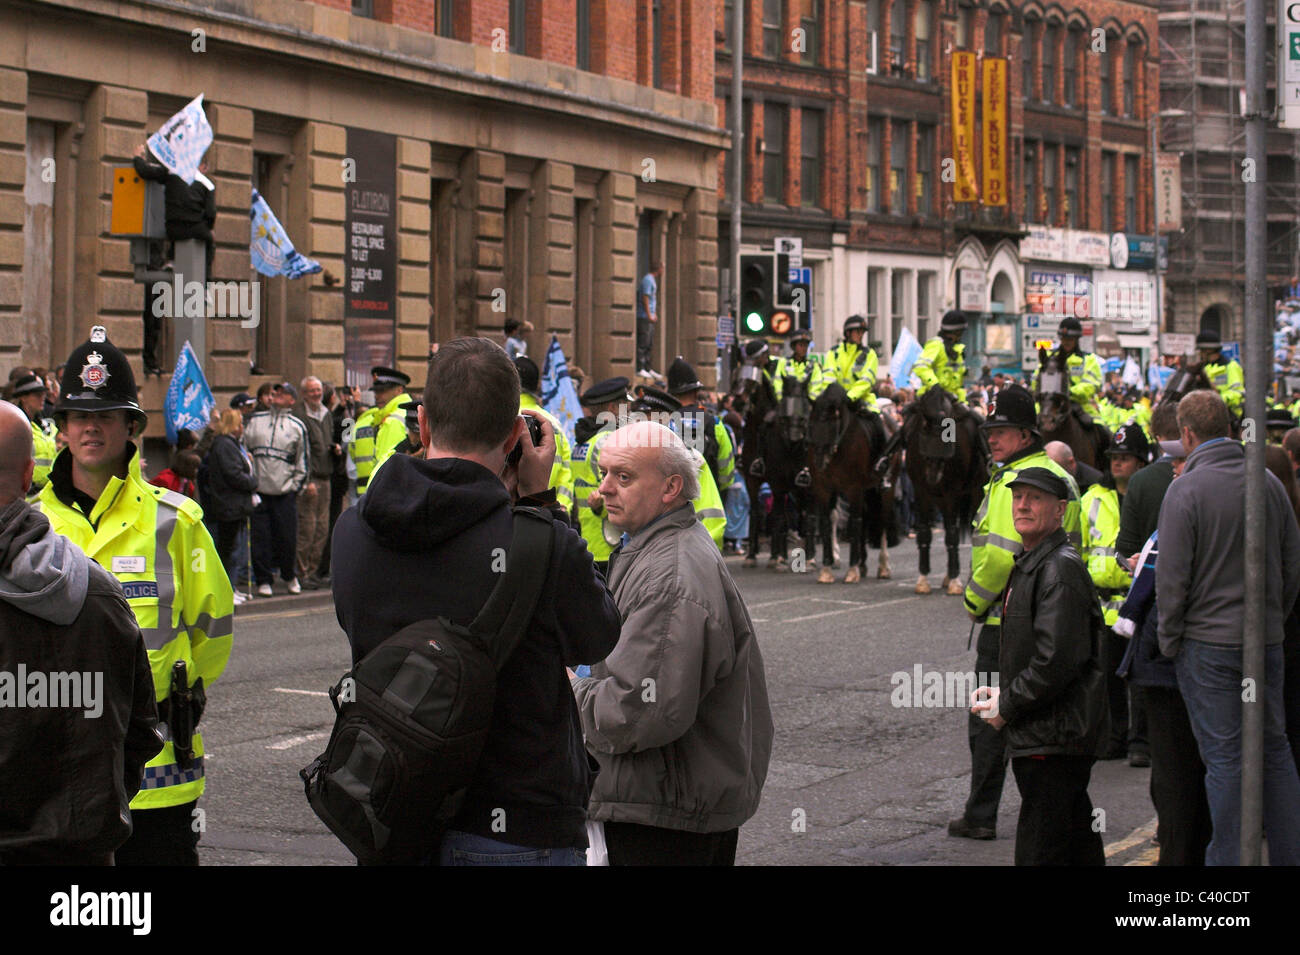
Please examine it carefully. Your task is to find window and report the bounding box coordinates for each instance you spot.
[1123,41,1137,117]
[1063,28,1079,106]
[917,274,932,341]
[956,4,973,48]
[1024,141,1038,222]
[892,270,908,331]
[889,0,905,74]
[1043,144,1057,224]
[1124,154,1138,231]
[867,0,882,73]
[801,109,823,207]
[1101,151,1116,232]
[867,117,883,213]
[985,9,1002,55]
[509,0,526,53]
[577,0,590,68]
[1099,37,1113,114]
[867,269,880,325]
[352,0,373,17]
[1022,19,1037,101]
[890,119,908,213]
[437,0,455,36]
[915,1,933,81]
[916,123,934,215]
[1065,147,1080,227]
[724,0,734,51]
[1041,24,1058,104]
[764,102,786,203]
[800,0,821,66]
[763,0,784,59]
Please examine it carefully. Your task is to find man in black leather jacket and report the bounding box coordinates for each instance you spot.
[972,466,1109,865]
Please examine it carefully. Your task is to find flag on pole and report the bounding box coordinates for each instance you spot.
[164,341,215,446]
[540,335,581,445]
[1122,356,1143,388]
[889,326,925,388]
[251,189,322,279]
[146,94,213,185]
[1148,363,1174,391]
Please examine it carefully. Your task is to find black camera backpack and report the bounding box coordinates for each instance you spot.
[301,505,554,865]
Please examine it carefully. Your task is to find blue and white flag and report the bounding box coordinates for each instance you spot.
[146,94,213,186]
[1102,356,1124,376]
[164,342,215,446]
[1148,363,1174,391]
[1122,356,1143,388]
[251,189,321,279]
[889,326,924,388]
[540,335,581,445]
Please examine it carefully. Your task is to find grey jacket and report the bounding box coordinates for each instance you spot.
[1157,438,1300,655]
[573,504,773,833]
[295,401,335,480]
[242,408,309,496]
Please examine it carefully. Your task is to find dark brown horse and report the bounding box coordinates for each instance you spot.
[1035,347,1110,469]
[1157,359,1242,437]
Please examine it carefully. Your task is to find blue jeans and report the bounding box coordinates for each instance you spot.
[1174,639,1300,865]
[724,481,750,542]
[437,830,586,867]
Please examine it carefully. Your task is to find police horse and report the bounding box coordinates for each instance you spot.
[1156,360,1241,437]
[1035,347,1111,470]
[901,385,985,595]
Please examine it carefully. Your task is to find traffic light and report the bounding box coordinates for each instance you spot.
[739,253,775,335]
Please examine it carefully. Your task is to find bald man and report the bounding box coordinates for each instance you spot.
[0,401,161,864]
[1045,439,1102,497]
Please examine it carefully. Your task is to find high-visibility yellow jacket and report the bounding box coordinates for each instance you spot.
[770,356,818,401]
[678,406,736,492]
[350,392,412,495]
[1080,483,1131,627]
[964,446,1082,625]
[809,341,878,403]
[28,417,56,497]
[520,393,575,513]
[1032,350,1104,413]
[1205,358,1245,416]
[37,446,233,810]
[572,425,618,563]
[695,457,726,549]
[912,338,967,401]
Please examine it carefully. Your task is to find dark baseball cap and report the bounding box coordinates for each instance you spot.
[1007,466,1070,501]
[229,392,256,409]
[273,381,298,398]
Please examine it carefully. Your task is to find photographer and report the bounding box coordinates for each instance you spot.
[330,337,620,865]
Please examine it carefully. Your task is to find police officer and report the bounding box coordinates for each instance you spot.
[7,370,57,498]
[809,314,879,406]
[632,385,727,549]
[349,366,413,496]
[37,326,233,865]
[515,356,575,514]
[393,399,423,456]
[1081,423,1150,765]
[666,356,735,494]
[1267,406,1296,446]
[768,331,817,486]
[949,384,1081,841]
[1032,316,1104,421]
[1195,329,1245,419]
[572,376,630,575]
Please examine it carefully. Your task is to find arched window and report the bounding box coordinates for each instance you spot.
[1099,31,1115,114]
[1042,23,1059,103]
[1123,39,1139,117]
[985,8,1003,55]
[1022,17,1038,100]
[1063,27,1080,106]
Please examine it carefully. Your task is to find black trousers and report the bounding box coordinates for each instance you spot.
[114,800,200,866]
[142,281,164,371]
[1010,755,1105,866]
[963,624,1006,828]
[214,518,243,586]
[636,315,654,371]
[604,822,738,866]
[316,472,348,578]
[1144,685,1212,866]
[252,492,298,586]
[1105,630,1148,754]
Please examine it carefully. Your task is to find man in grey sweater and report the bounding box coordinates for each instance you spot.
[1157,390,1300,865]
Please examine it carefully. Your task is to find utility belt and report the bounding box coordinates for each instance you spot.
[160,662,207,770]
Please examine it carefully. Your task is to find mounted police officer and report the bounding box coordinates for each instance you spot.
[1195,329,1244,419]
[515,355,575,514]
[349,366,413,496]
[572,376,631,575]
[6,370,56,498]
[36,326,233,865]
[667,356,735,494]
[1031,316,1104,422]
[809,314,878,407]
[767,330,817,486]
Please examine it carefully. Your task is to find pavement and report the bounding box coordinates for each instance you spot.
[196,531,1159,865]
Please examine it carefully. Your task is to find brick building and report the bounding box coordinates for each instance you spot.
[3,0,722,442]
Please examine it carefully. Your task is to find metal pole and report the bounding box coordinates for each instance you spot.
[1151,117,1163,351]
[731,3,743,329]
[1241,0,1267,866]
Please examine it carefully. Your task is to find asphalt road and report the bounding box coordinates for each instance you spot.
[196,531,1159,866]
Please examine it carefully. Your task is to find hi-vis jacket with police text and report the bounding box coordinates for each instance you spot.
[769,356,818,402]
[1204,358,1245,416]
[809,341,878,403]
[912,338,967,401]
[964,445,1082,626]
[1080,483,1131,626]
[350,392,412,495]
[38,446,233,810]
[1032,350,1104,413]
[572,426,616,561]
[520,393,575,512]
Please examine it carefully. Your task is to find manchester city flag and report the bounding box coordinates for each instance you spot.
[540,335,581,445]
[146,94,213,186]
[251,189,322,279]
[889,326,925,389]
[164,341,215,446]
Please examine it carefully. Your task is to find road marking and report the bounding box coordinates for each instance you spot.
[1105,815,1158,858]
[240,608,326,621]
[273,687,329,697]
[750,595,814,610]
[267,731,330,751]
[781,594,922,624]
[1124,844,1160,866]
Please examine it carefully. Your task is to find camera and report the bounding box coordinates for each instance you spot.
[507,414,545,466]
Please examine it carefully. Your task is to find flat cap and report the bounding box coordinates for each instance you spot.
[1007,466,1070,500]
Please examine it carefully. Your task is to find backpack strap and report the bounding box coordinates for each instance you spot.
[467,505,556,671]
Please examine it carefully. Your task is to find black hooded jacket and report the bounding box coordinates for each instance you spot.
[330,453,621,849]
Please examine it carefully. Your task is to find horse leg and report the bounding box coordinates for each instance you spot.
[942,509,964,595]
[843,499,864,584]
[915,500,933,594]
[769,488,789,569]
[817,499,834,584]
[743,479,759,567]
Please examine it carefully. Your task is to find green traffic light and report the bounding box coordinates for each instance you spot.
[744,312,766,333]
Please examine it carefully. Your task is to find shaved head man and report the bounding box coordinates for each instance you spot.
[0,400,35,505]
[596,421,700,537]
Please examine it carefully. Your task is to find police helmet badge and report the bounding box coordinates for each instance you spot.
[988,398,997,418]
[79,351,110,391]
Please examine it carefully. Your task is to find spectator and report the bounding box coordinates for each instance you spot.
[294,376,334,590]
[503,318,533,360]
[1265,445,1300,774]
[1157,390,1300,865]
[972,467,1108,866]
[203,409,258,603]
[636,261,664,379]
[1117,402,1181,561]
[331,336,620,865]
[573,420,774,865]
[0,401,162,864]
[317,384,352,581]
[1045,440,1102,497]
[150,450,201,500]
[243,382,308,597]
[255,382,273,412]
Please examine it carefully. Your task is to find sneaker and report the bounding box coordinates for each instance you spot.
[286,578,301,595]
[947,817,996,840]
[232,592,247,605]
[256,583,273,597]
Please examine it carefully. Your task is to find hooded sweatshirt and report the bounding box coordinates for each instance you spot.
[0,499,161,863]
[330,453,620,850]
